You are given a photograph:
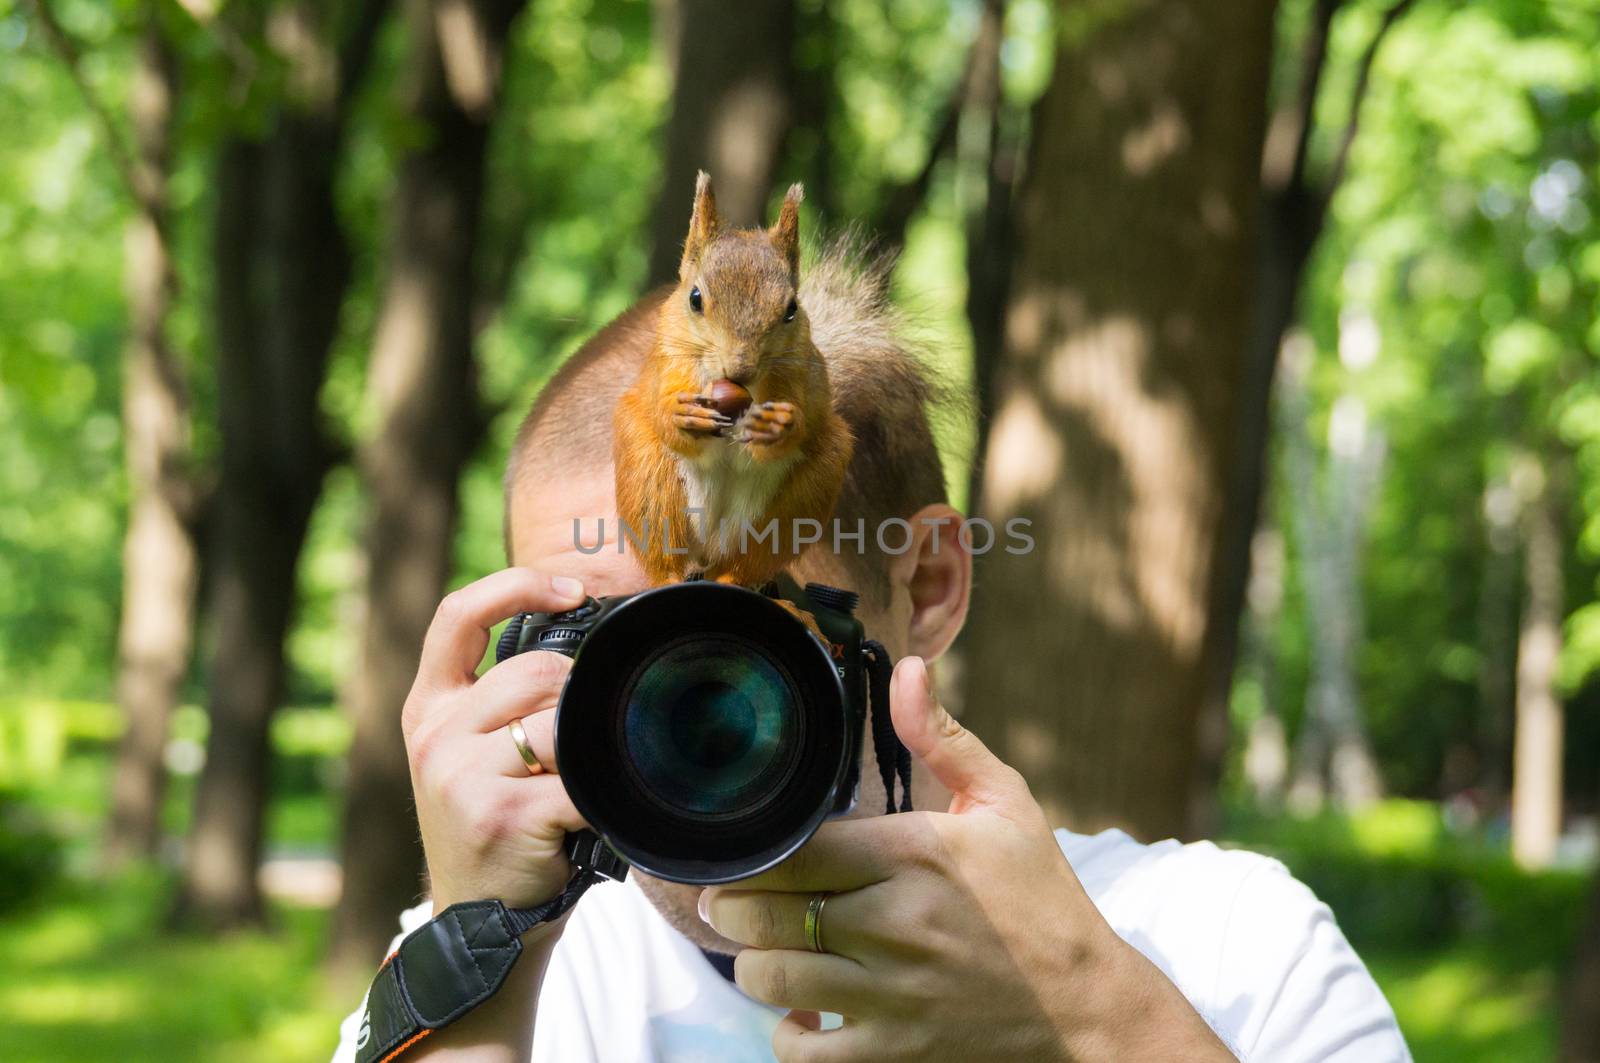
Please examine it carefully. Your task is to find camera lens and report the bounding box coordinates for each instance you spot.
[554,581,853,883]
[622,636,801,818]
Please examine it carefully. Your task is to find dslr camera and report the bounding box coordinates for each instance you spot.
[496,576,897,885]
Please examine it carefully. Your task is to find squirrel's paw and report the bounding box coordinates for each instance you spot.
[733,401,796,447]
[671,392,734,436]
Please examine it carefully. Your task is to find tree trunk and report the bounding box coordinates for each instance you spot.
[961,0,1014,518]
[177,0,389,928]
[105,16,198,868]
[1510,460,1565,870]
[790,0,836,221]
[1476,469,1518,811]
[645,0,797,285]
[329,0,529,972]
[1282,334,1383,812]
[1187,0,1416,833]
[959,0,1277,842]
[1241,525,1289,808]
[1190,183,1321,832]
[1564,871,1600,1062]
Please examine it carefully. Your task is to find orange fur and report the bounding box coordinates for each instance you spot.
[612,174,854,588]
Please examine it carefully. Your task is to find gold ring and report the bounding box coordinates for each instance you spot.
[804,892,830,954]
[507,718,546,776]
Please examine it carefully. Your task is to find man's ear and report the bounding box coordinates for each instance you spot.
[769,183,803,281]
[887,503,972,663]
[680,171,721,280]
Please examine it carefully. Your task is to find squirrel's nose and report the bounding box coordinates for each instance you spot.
[723,356,756,387]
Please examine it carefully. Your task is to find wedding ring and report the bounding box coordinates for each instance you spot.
[507,717,547,776]
[804,892,831,954]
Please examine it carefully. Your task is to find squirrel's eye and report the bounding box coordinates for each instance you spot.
[784,297,798,323]
[689,286,703,314]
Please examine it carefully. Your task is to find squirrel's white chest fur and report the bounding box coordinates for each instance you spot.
[676,443,797,564]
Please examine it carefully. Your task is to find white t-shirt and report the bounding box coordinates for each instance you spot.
[333,828,1410,1062]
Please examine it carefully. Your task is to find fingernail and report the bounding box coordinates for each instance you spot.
[902,655,927,693]
[551,575,584,599]
[697,888,711,924]
[905,656,942,716]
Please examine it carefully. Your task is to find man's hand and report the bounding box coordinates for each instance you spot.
[403,567,591,913]
[700,657,1235,1062]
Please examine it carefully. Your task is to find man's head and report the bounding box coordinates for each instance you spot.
[503,239,971,951]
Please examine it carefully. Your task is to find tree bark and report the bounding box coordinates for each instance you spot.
[329,0,530,972]
[1564,871,1600,1062]
[960,0,1016,518]
[646,0,798,285]
[104,14,200,867]
[1510,460,1565,870]
[959,0,1277,842]
[177,0,390,928]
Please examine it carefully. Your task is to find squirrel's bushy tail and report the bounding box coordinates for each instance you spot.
[799,232,962,508]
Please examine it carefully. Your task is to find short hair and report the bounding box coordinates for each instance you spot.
[506,238,956,605]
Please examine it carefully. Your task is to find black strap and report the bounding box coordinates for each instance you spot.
[700,947,739,983]
[864,640,912,814]
[355,833,624,1062]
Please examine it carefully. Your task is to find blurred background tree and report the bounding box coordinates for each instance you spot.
[0,0,1597,1058]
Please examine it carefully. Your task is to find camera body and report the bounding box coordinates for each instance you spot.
[499,576,870,884]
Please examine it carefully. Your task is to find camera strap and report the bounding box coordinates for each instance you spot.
[353,832,626,1063]
[863,640,913,814]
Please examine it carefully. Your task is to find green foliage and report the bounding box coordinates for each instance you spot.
[0,699,345,855]
[4,0,1600,1054]
[1247,0,1600,797]
[0,4,131,697]
[0,788,63,914]
[1229,800,1591,959]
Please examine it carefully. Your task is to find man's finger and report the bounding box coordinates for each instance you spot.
[416,568,586,691]
[483,775,590,836]
[773,1009,854,1063]
[726,816,911,893]
[733,948,877,1015]
[700,885,871,955]
[478,708,559,777]
[465,650,572,733]
[890,655,1025,812]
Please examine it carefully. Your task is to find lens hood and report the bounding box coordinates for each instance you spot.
[554,581,850,884]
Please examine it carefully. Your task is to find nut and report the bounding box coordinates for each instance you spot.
[707,378,753,420]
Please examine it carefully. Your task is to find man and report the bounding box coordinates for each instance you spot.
[333,249,1408,1061]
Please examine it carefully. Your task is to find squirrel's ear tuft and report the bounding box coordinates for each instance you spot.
[769,183,804,279]
[680,171,721,280]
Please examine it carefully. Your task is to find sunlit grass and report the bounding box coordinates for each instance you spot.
[1369,946,1556,1062]
[1224,799,1590,1062]
[0,873,351,1063]
[3,717,1587,1061]
[0,865,1566,1062]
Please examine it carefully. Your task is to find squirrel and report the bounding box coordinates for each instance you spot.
[612,171,854,591]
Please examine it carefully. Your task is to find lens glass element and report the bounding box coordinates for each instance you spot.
[622,636,800,818]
